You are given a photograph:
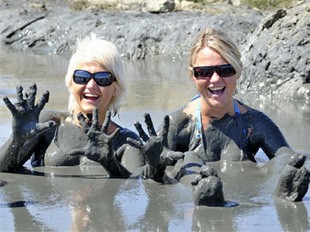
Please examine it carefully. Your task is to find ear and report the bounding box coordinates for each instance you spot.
[188,67,196,82]
[67,78,74,93]
[112,83,118,96]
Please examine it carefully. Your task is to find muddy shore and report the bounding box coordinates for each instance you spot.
[0,0,309,100]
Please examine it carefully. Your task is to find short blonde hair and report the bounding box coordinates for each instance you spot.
[189,28,242,78]
[65,34,124,116]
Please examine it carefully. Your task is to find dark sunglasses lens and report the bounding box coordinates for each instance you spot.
[94,72,114,86]
[194,67,213,79]
[73,70,91,84]
[73,70,114,86]
[193,64,236,79]
[217,65,236,77]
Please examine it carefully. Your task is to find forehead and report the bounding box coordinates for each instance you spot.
[194,47,228,67]
[76,62,107,72]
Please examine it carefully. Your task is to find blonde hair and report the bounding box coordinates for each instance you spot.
[189,28,242,77]
[65,34,124,116]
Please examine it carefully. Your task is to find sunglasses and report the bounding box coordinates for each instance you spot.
[193,64,236,79]
[73,70,115,87]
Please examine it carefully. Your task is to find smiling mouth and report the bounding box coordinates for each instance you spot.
[83,93,99,101]
[208,87,226,95]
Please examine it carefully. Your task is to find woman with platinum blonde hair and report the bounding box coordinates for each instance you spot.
[65,34,124,118]
[0,34,145,177]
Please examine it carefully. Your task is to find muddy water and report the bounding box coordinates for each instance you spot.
[0,48,310,231]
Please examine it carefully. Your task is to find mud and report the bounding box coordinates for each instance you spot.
[1,46,310,231]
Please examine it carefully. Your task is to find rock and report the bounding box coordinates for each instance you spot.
[69,0,176,13]
[175,0,196,11]
[228,0,241,6]
[240,1,310,100]
[0,0,261,59]
[117,0,144,11]
[143,0,175,13]
[0,180,8,187]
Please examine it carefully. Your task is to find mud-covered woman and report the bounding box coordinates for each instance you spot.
[131,28,309,206]
[0,35,151,177]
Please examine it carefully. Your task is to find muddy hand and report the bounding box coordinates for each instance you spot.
[274,153,309,202]
[190,165,239,207]
[76,112,92,133]
[68,108,119,166]
[129,113,184,171]
[3,84,55,141]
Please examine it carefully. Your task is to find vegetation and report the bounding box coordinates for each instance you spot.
[70,0,295,11]
[241,0,294,10]
[69,0,117,11]
[186,0,294,10]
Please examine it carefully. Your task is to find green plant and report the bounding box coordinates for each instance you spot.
[70,0,89,11]
[242,0,294,10]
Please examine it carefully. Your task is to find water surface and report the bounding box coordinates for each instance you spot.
[0,48,309,231]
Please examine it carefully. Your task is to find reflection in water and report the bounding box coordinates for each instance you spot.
[1,161,310,231]
[0,49,310,231]
[275,199,309,232]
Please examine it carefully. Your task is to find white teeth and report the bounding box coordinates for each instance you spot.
[209,87,224,91]
[84,93,99,97]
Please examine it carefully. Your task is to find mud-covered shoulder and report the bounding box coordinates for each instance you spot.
[39,110,69,125]
[113,126,140,151]
[238,101,278,129]
[166,101,196,150]
[169,102,195,131]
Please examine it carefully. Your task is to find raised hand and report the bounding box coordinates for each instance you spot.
[128,113,184,179]
[0,84,55,172]
[69,108,119,166]
[3,84,54,141]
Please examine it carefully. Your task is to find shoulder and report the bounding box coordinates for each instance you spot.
[237,101,278,127]
[169,99,197,125]
[112,126,140,151]
[117,127,140,141]
[235,100,266,117]
[39,110,69,125]
[165,99,197,139]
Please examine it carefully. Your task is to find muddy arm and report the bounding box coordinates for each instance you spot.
[0,84,55,172]
[249,111,291,159]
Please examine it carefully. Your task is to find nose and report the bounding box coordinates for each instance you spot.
[86,77,97,88]
[209,71,221,82]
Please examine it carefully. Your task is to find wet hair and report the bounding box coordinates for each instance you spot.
[188,28,242,77]
[65,34,124,116]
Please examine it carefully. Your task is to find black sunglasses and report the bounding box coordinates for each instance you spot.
[73,70,115,87]
[193,64,236,79]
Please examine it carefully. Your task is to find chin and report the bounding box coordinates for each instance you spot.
[81,105,96,115]
[210,99,228,109]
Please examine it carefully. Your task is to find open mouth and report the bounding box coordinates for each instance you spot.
[83,93,100,101]
[208,86,226,95]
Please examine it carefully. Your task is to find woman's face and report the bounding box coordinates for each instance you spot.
[70,63,117,118]
[191,47,238,111]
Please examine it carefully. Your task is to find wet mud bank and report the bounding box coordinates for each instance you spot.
[0,0,309,100]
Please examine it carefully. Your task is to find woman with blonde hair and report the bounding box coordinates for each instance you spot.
[131,28,309,205]
[0,34,144,177]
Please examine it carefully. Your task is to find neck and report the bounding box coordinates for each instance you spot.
[71,111,106,127]
[200,97,235,120]
[71,110,116,134]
